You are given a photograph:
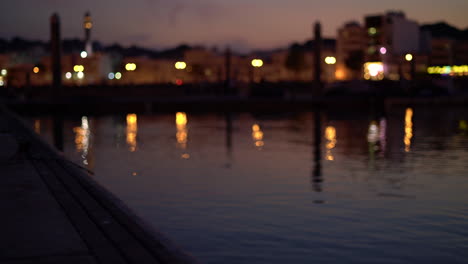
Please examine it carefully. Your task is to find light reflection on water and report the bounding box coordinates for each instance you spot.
[33,106,468,264]
[126,113,138,152]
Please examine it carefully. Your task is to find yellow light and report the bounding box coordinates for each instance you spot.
[33,67,39,73]
[325,57,336,65]
[255,141,264,147]
[251,59,263,68]
[73,65,84,72]
[404,108,413,152]
[325,126,336,148]
[252,123,264,148]
[125,63,136,71]
[364,62,384,80]
[175,61,187,70]
[85,22,92,29]
[368,27,377,35]
[115,72,122,80]
[127,113,137,124]
[325,126,337,161]
[175,112,188,149]
[126,114,138,152]
[335,69,345,80]
[405,54,413,62]
[1,69,6,76]
[425,65,468,75]
[176,112,187,126]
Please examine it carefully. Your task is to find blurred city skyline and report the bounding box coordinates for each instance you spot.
[2,0,467,52]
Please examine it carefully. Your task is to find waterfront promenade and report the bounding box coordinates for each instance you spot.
[0,107,197,264]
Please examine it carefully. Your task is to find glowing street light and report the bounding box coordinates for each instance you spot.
[73,65,84,72]
[33,67,40,74]
[108,72,115,80]
[251,59,263,68]
[405,54,413,62]
[324,56,336,65]
[115,72,122,80]
[65,72,72,79]
[175,61,187,70]
[1,69,7,76]
[80,51,88,58]
[125,63,137,71]
[77,71,85,79]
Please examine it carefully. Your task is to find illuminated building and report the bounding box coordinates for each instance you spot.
[365,12,419,58]
[364,11,420,79]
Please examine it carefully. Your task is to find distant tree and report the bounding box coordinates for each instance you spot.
[285,43,307,79]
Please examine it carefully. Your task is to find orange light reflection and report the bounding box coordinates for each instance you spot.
[126,114,138,152]
[404,108,413,152]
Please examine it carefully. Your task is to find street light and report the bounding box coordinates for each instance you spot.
[324,56,336,65]
[251,59,263,68]
[405,54,413,62]
[73,65,84,72]
[125,63,137,71]
[80,51,88,58]
[175,61,187,70]
[251,59,264,83]
[33,67,40,73]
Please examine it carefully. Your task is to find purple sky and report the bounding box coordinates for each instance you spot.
[2,0,467,52]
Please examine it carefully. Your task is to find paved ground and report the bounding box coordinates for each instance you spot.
[0,108,198,264]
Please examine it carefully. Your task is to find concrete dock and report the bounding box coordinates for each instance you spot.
[0,107,198,264]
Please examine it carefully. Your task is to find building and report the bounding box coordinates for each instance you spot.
[364,11,422,80]
[336,22,366,80]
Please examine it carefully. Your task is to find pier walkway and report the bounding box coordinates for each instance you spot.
[0,107,197,264]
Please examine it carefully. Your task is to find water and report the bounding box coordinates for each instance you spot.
[31,106,468,264]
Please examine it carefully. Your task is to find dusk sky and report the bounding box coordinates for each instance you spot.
[2,0,467,52]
